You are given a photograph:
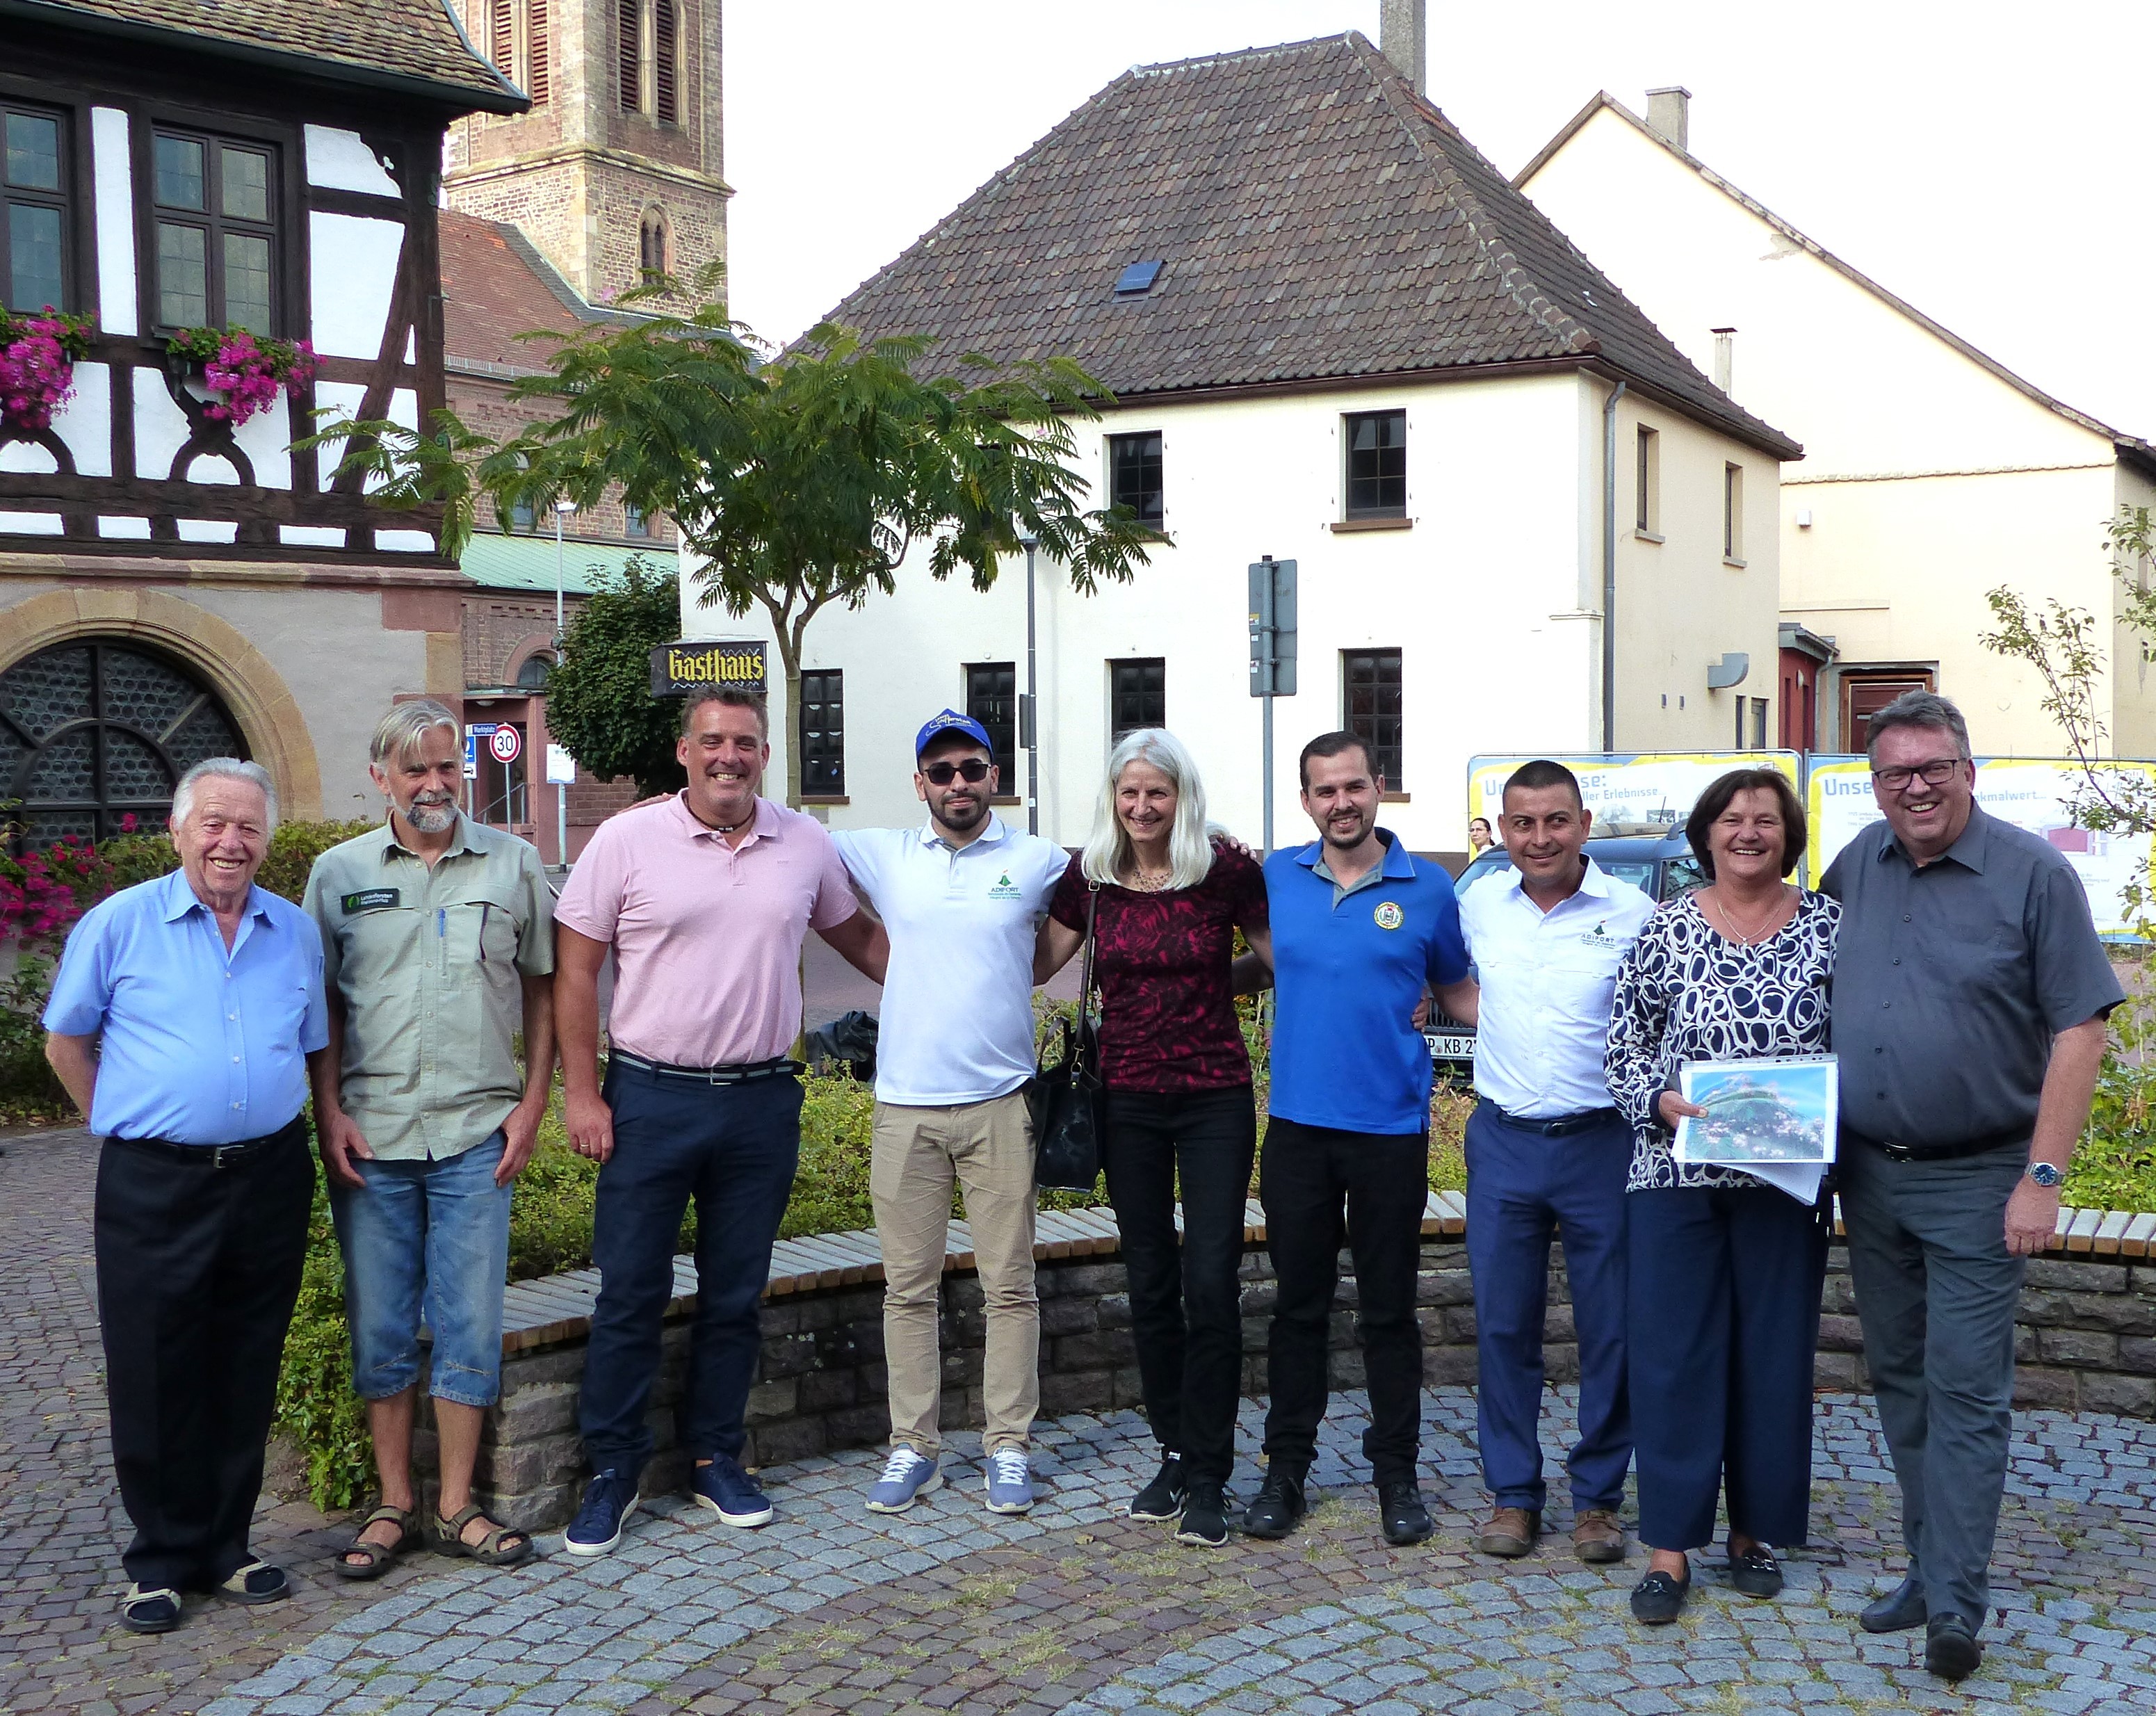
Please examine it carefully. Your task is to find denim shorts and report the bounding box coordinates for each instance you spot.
[329,1131,513,1407]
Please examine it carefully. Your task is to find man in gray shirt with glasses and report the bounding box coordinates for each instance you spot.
[1822,690,2121,1683]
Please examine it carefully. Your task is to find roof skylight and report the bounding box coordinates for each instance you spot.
[1115,259,1165,296]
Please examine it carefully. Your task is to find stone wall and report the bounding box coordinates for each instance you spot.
[447,1233,2156,1530]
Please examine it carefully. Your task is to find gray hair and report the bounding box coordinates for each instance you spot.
[679,685,768,736]
[1864,690,1971,762]
[369,698,461,770]
[172,759,277,831]
[1081,728,1215,889]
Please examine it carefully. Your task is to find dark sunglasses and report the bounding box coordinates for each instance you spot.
[923,759,991,785]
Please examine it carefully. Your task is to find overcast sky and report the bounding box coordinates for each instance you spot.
[722,1,2155,439]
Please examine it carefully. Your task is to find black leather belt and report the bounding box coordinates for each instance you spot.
[1484,1101,1623,1138]
[110,1114,305,1168]
[1846,1125,2028,1163]
[610,1051,804,1086]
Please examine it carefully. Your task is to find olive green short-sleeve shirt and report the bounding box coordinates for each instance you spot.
[302,816,556,1160]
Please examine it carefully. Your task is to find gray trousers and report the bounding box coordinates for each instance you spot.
[1840,1137,2027,1630]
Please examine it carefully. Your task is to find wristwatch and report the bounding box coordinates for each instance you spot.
[2026,1161,2065,1189]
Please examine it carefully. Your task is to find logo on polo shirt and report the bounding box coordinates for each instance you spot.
[341,889,400,913]
[988,870,1023,900]
[1373,900,1404,930]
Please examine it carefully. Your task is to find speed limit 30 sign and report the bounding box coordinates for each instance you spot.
[488,725,522,764]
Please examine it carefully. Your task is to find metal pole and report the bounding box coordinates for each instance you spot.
[1023,537,1040,836]
[553,499,572,864]
[1601,380,1628,752]
[1259,554,1276,857]
[1261,690,1274,859]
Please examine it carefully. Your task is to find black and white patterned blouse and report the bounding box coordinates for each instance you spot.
[1603,889,1841,1192]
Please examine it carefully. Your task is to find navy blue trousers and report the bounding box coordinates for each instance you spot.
[578,1062,802,1480]
[1463,1101,1632,1513]
[1627,1183,1828,1551]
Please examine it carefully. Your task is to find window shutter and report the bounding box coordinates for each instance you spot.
[489,0,514,76]
[618,0,642,111]
[654,1,679,123]
[527,0,549,103]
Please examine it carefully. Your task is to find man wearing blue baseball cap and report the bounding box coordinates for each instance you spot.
[829,711,1069,1516]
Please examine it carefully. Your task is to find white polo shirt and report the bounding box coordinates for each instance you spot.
[832,815,1069,1106]
[1458,858,1655,1119]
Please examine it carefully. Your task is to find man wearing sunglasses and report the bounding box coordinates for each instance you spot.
[1822,690,2120,1682]
[829,711,1071,1516]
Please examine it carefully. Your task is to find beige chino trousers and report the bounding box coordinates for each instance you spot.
[870,1089,1039,1455]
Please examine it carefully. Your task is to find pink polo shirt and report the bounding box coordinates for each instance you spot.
[556,793,857,1067]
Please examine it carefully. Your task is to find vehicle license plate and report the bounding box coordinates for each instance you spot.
[1425,1033,1476,1059]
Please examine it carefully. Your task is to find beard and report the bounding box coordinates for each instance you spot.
[405,795,457,834]
[934,791,987,833]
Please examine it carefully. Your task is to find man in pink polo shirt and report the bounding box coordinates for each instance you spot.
[553,686,885,1555]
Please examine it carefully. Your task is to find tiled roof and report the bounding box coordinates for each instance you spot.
[821,33,1799,459]
[10,0,523,111]
[440,212,640,371]
[1518,92,2155,476]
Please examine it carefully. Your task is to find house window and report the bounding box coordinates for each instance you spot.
[639,210,668,277]
[1343,410,1407,519]
[618,0,642,112]
[152,129,277,334]
[505,496,535,533]
[800,669,845,796]
[1750,697,1768,748]
[654,0,680,124]
[1109,657,1165,740]
[1736,695,1768,748]
[623,501,649,537]
[963,661,1016,770]
[1635,425,1660,535]
[1107,432,1163,529]
[4,104,71,314]
[515,650,555,690]
[1343,648,1404,789]
[1723,462,1745,562]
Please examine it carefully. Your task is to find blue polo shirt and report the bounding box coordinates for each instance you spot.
[1265,830,1468,1136]
[44,867,328,1144]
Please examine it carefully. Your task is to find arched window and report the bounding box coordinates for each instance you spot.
[0,640,248,847]
[516,651,556,691]
[654,0,679,124]
[639,209,669,279]
[617,0,642,113]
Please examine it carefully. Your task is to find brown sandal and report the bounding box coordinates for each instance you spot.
[432,1502,534,1567]
[334,1505,419,1580]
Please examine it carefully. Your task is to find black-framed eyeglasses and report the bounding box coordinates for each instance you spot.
[923,759,991,785]
[1871,758,1963,792]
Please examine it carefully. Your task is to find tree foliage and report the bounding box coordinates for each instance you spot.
[542,556,686,798]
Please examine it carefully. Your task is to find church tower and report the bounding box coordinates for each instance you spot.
[443,0,728,306]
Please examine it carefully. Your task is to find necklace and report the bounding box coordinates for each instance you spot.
[1124,864,1176,893]
[1708,884,1792,946]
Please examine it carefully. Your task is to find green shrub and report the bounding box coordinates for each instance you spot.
[273,1167,375,1510]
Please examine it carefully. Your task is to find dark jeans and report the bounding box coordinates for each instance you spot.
[578,1062,802,1480]
[1101,1085,1257,1486]
[1258,1115,1427,1487]
[1627,1183,1827,1552]
[93,1118,313,1591]
[1463,1101,1632,1513]
[1840,1135,2027,1630]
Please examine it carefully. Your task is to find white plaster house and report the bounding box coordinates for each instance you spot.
[681,27,1799,854]
[1518,88,2156,758]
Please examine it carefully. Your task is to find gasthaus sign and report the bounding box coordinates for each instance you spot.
[649,640,769,697]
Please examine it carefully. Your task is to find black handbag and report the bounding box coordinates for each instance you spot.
[1029,882,1103,1191]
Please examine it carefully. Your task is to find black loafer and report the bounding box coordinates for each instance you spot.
[1925,1614,1983,1682]
[1630,1565,1691,1625]
[1377,1480,1433,1547]
[1860,1576,1927,1634]
[1240,1468,1306,1539]
[1729,1544,1783,1598]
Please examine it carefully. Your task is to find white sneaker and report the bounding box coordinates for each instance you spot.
[984,1446,1035,1514]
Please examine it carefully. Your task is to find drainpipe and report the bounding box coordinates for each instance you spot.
[1602,380,1627,752]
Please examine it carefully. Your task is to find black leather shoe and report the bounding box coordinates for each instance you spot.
[1860,1576,1927,1634]
[1630,1565,1691,1625]
[1240,1468,1306,1539]
[1130,1452,1185,1521]
[1925,1614,1982,1681]
[1729,1544,1783,1598]
[1377,1480,1433,1546]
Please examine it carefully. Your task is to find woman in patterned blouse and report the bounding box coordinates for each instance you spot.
[1604,768,1840,1626]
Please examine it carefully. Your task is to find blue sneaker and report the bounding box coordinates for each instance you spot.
[690,1454,773,1528]
[564,1469,640,1557]
[866,1446,941,1514]
[984,1446,1035,1514]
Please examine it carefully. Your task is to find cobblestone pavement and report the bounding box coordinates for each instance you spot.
[13,1124,2156,1715]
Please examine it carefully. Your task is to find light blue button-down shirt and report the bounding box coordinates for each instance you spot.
[44,867,329,1144]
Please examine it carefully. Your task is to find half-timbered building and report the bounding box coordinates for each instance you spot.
[0,0,524,839]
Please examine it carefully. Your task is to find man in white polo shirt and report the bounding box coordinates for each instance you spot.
[1458,759,1655,1566]
[832,711,1070,1516]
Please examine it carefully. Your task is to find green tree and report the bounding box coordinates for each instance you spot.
[542,557,686,798]
[311,282,1159,804]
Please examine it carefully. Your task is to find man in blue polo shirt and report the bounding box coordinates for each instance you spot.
[1242,730,1475,1546]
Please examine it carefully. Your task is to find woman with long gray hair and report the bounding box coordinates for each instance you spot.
[1037,729,1271,1547]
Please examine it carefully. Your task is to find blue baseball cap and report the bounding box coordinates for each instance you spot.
[915,709,994,759]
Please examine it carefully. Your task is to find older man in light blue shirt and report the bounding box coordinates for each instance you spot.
[44,759,328,1636]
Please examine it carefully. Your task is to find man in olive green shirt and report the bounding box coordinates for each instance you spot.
[303,700,556,1576]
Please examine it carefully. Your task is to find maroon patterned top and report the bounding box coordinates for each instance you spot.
[1048,843,1269,1092]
